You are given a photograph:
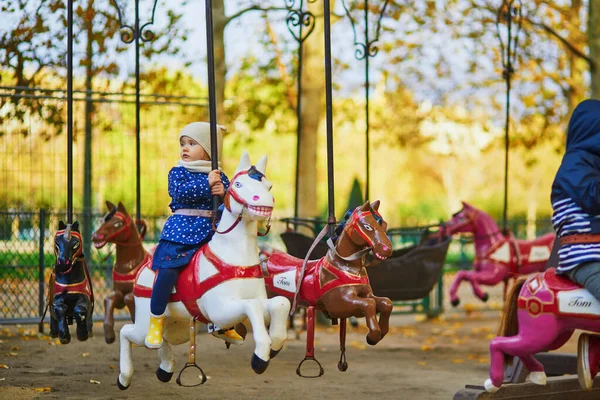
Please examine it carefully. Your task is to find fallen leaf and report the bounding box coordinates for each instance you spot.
[34,387,51,392]
[0,364,9,369]
[7,352,17,356]
[81,352,91,358]
[11,346,20,351]
[421,345,434,351]
[486,334,496,340]
[109,365,116,370]
[452,358,465,364]
[417,361,428,366]
[89,380,101,384]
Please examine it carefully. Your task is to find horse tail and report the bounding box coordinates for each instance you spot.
[497,277,526,365]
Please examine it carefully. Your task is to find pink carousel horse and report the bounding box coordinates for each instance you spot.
[485,270,600,392]
[445,202,555,306]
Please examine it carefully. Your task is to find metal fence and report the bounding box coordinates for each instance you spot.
[0,209,554,326]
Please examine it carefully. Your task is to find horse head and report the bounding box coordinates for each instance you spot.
[55,220,84,274]
[340,200,392,262]
[223,152,274,224]
[445,201,479,235]
[92,201,139,248]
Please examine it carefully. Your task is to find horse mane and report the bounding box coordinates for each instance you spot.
[103,206,117,222]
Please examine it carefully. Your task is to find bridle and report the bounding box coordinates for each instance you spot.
[213,168,272,236]
[101,211,142,247]
[447,208,503,240]
[327,209,382,262]
[54,229,84,275]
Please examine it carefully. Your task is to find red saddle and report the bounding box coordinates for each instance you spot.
[134,244,262,323]
[543,268,582,292]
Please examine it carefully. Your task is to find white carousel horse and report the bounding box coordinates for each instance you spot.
[117,152,291,389]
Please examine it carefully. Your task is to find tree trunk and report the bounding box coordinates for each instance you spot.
[297,1,325,219]
[567,0,585,114]
[213,0,227,123]
[82,0,95,260]
[590,0,600,98]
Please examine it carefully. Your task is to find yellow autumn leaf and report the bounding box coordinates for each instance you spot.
[11,346,20,351]
[421,345,434,351]
[417,361,428,366]
[81,352,91,358]
[0,364,9,369]
[89,380,101,384]
[452,358,465,364]
[7,352,17,356]
[34,387,51,392]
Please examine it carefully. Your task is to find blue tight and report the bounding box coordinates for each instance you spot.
[150,267,184,316]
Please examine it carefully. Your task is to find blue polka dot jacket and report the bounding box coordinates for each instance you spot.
[160,166,230,245]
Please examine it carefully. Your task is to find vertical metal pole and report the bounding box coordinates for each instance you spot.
[135,0,142,222]
[294,21,304,222]
[364,0,370,201]
[502,10,512,234]
[323,0,336,236]
[67,0,74,224]
[38,209,46,333]
[205,0,220,212]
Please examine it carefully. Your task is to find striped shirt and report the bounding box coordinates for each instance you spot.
[552,197,600,272]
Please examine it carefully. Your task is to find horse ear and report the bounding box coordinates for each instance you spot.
[58,220,66,230]
[117,201,127,214]
[371,200,380,211]
[461,201,470,209]
[255,155,268,175]
[361,201,370,211]
[106,200,115,211]
[72,221,80,232]
[235,151,252,174]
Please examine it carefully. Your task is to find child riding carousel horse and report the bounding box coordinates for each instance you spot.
[551,99,600,389]
[145,121,242,349]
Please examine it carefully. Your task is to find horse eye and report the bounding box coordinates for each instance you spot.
[114,221,123,228]
[235,182,242,188]
[73,242,80,249]
[363,224,373,231]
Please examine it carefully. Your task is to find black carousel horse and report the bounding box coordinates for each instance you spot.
[46,221,95,344]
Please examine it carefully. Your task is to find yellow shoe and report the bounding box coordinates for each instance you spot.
[212,327,244,345]
[145,314,164,349]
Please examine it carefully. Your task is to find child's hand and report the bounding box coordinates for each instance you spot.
[208,170,221,187]
[211,182,225,197]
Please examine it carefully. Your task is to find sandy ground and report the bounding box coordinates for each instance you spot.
[0,310,581,400]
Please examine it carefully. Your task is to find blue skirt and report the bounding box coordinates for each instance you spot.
[151,239,208,270]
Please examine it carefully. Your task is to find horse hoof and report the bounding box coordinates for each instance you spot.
[366,335,379,346]
[484,379,500,393]
[482,293,489,302]
[338,361,348,372]
[59,335,71,345]
[104,325,115,344]
[451,299,460,307]
[270,349,281,359]
[251,354,270,374]
[117,376,129,391]
[156,367,173,383]
[529,371,547,386]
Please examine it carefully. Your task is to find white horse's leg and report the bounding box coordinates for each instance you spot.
[262,296,290,356]
[118,324,135,390]
[157,342,175,383]
[118,298,151,390]
[242,299,272,373]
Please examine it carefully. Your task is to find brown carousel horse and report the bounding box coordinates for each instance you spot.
[45,221,95,344]
[263,200,393,376]
[92,201,151,344]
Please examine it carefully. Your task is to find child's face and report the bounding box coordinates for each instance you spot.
[180,136,210,162]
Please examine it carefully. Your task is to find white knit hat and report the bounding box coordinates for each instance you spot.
[179,122,226,160]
